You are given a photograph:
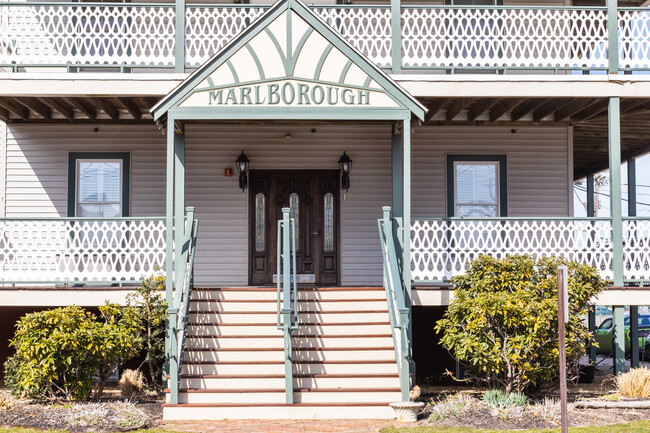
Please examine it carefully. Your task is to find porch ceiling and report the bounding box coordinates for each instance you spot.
[0,96,158,123]
[418,96,650,181]
[2,95,649,182]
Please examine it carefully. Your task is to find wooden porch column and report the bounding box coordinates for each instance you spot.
[390,0,401,74]
[607,0,618,74]
[175,0,186,73]
[586,174,598,367]
[392,125,403,220]
[609,97,626,375]
[164,118,175,392]
[402,116,412,379]
[628,160,638,369]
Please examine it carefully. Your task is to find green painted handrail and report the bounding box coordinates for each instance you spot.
[276,208,297,404]
[378,206,410,402]
[168,207,199,406]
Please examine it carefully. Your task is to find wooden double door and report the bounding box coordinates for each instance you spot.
[249,170,339,286]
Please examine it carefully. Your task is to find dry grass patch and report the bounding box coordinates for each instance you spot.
[616,367,650,398]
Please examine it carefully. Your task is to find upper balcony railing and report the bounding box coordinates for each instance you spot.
[0,2,649,73]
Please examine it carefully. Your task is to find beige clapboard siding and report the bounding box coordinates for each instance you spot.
[184,124,391,286]
[5,124,166,217]
[412,125,571,218]
[3,124,571,285]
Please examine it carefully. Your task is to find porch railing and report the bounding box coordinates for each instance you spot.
[1,3,649,73]
[411,217,650,283]
[0,216,166,285]
[276,207,297,405]
[378,206,410,402]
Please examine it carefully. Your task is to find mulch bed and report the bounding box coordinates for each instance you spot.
[0,388,163,433]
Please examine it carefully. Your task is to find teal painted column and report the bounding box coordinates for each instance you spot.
[173,127,186,293]
[175,0,186,73]
[392,126,403,220]
[607,0,619,74]
[390,0,401,74]
[402,116,412,382]
[587,174,595,217]
[609,97,625,375]
[629,159,639,368]
[164,118,175,390]
[586,175,597,367]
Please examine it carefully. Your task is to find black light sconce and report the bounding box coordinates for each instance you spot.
[236,151,250,191]
[338,151,352,192]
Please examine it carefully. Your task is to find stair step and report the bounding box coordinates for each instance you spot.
[188,312,389,324]
[171,388,402,404]
[185,348,395,362]
[180,373,400,389]
[184,335,393,349]
[181,361,398,376]
[190,301,389,312]
[185,324,392,336]
[192,288,384,302]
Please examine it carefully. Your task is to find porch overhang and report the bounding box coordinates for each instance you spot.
[151,0,426,124]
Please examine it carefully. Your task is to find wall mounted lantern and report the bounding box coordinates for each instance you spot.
[236,151,250,191]
[338,151,352,192]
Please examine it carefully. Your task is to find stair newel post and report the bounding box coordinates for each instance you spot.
[399,308,410,402]
[168,306,179,404]
[382,206,392,289]
[281,207,294,404]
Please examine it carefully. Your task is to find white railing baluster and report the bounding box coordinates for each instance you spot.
[0,217,166,284]
[411,218,616,282]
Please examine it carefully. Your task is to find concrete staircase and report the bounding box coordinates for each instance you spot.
[163,287,401,420]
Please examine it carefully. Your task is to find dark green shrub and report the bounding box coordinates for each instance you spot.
[4,305,140,400]
[435,255,606,393]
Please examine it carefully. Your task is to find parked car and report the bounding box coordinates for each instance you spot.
[595,314,650,357]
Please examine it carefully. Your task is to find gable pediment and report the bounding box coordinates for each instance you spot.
[152,0,425,121]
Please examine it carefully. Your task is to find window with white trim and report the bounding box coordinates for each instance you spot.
[68,153,130,217]
[447,155,506,217]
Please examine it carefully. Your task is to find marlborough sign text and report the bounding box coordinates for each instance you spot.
[208,81,372,106]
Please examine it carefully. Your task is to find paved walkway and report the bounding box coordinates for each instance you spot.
[160,419,409,433]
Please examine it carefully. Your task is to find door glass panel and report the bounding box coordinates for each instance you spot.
[324,193,334,252]
[290,193,299,246]
[255,193,265,252]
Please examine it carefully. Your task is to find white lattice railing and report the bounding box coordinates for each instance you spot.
[185,5,266,67]
[411,218,615,282]
[313,6,391,68]
[0,217,166,284]
[401,6,609,69]
[0,3,176,67]
[619,8,650,69]
[2,4,650,71]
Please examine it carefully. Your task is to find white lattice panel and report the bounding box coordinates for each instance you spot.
[619,10,650,69]
[185,7,266,67]
[623,219,650,280]
[0,5,175,66]
[401,7,608,68]
[0,219,166,282]
[314,7,391,68]
[411,219,613,281]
